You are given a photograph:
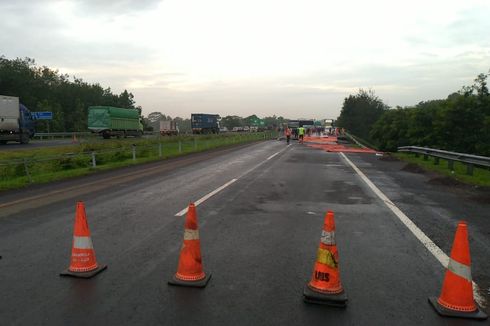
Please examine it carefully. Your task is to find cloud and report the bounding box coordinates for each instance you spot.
[74,0,162,14]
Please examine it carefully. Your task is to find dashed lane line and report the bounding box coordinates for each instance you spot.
[175,146,289,216]
[175,178,238,216]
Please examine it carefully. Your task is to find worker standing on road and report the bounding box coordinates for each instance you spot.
[298,126,305,143]
[285,127,291,145]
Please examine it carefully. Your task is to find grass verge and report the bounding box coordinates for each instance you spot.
[393,152,490,187]
[0,132,275,191]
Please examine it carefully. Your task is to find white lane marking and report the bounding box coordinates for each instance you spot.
[267,152,280,160]
[175,145,290,216]
[175,179,237,216]
[339,152,486,308]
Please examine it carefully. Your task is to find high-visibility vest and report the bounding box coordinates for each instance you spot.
[298,127,305,135]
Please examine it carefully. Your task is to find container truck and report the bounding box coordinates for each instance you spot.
[159,120,179,136]
[88,106,143,139]
[0,95,36,144]
[191,113,220,134]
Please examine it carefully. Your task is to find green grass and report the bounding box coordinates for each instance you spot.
[0,132,275,191]
[394,152,490,187]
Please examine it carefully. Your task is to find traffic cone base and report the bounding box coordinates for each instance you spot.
[60,264,107,279]
[303,284,347,307]
[168,272,212,288]
[428,297,487,320]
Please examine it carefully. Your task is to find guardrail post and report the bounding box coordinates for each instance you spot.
[448,160,454,170]
[179,141,182,153]
[132,144,136,161]
[91,151,96,168]
[23,158,32,183]
[159,143,162,157]
[466,163,474,176]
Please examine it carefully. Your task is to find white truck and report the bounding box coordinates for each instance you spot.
[0,95,36,144]
[159,120,179,136]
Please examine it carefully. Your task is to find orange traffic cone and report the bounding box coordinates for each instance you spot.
[168,203,211,288]
[303,210,347,307]
[60,201,107,278]
[429,221,487,320]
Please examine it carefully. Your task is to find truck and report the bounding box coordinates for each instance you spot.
[159,120,179,136]
[0,95,36,144]
[191,113,220,134]
[88,106,143,139]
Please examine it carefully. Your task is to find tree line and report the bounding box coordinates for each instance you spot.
[0,56,139,132]
[336,72,490,156]
[1,56,288,133]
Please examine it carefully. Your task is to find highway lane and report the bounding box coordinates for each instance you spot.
[345,151,490,308]
[0,140,488,325]
[0,139,76,150]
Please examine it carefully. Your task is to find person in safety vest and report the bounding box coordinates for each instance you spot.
[284,127,291,145]
[298,126,305,143]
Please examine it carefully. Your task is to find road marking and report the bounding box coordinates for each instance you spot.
[339,152,486,308]
[175,146,289,216]
[175,179,238,216]
[267,152,280,160]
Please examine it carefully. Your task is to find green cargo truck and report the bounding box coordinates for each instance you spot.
[88,106,143,139]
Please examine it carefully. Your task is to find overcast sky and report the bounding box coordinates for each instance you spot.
[1,0,489,119]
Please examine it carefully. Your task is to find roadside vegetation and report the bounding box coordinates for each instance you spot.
[394,152,490,187]
[0,56,288,133]
[337,71,490,156]
[0,133,273,191]
[336,71,489,187]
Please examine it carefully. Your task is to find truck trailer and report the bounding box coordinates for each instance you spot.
[0,95,36,144]
[191,113,220,134]
[159,120,179,136]
[88,106,143,139]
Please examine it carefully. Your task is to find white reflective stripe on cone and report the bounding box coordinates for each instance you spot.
[73,236,94,249]
[321,230,335,245]
[184,229,200,240]
[448,258,472,282]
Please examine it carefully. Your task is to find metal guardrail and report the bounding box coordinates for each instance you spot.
[33,131,158,139]
[34,132,92,139]
[397,146,490,175]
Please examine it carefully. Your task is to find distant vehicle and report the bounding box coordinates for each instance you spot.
[219,127,229,132]
[249,126,258,132]
[243,126,250,132]
[299,120,315,128]
[191,113,220,134]
[88,106,143,139]
[232,126,243,132]
[0,95,36,144]
[159,120,179,136]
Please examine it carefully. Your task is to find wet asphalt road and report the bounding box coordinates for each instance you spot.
[0,140,488,325]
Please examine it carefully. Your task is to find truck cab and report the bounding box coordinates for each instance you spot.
[0,95,36,144]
